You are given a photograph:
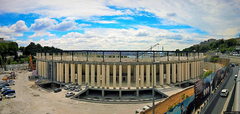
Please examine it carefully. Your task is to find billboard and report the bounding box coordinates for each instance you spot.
[194,74,211,109]
[165,95,195,114]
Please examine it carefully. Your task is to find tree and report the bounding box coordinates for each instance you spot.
[199,45,209,52]
[202,70,213,78]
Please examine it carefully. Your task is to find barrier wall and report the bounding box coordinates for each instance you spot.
[6,63,29,71]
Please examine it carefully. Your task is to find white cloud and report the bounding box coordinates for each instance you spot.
[19,26,206,50]
[0,0,133,19]
[93,20,118,24]
[9,20,28,32]
[29,31,56,38]
[0,20,28,38]
[114,17,134,20]
[30,18,56,31]
[30,18,78,31]
[79,24,91,27]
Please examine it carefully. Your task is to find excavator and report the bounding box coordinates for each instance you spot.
[29,54,36,70]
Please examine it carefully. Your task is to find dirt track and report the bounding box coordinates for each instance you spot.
[0,71,153,114]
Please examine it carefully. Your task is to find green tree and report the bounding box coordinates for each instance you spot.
[202,70,213,78]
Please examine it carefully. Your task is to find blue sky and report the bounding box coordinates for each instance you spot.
[0,0,240,50]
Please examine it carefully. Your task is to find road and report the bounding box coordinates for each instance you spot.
[203,66,238,114]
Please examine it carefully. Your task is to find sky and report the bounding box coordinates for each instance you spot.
[0,0,240,51]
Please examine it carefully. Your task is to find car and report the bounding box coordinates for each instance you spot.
[1,88,11,93]
[5,93,16,99]
[54,88,62,93]
[235,75,238,80]
[232,64,235,67]
[65,92,75,97]
[220,89,229,97]
[35,79,41,83]
[135,109,143,114]
[74,88,82,92]
[236,63,239,66]
[69,87,75,91]
[0,95,2,101]
[142,106,149,110]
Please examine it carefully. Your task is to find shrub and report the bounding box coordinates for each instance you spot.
[202,70,213,78]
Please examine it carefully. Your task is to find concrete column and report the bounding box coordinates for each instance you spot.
[113,65,116,88]
[194,62,197,78]
[187,63,190,80]
[140,65,144,87]
[185,62,188,80]
[38,61,41,76]
[172,63,176,83]
[177,63,181,82]
[153,65,156,86]
[71,64,75,84]
[127,65,131,88]
[85,64,89,85]
[159,64,164,85]
[97,65,100,87]
[191,62,194,78]
[78,64,82,85]
[181,62,184,81]
[102,65,105,87]
[106,65,110,88]
[135,65,139,87]
[65,63,69,83]
[57,63,60,81]
[59,63,62,82]
[146,65,150,87]
[119,65,122,87]
[166,64,170,84]
[198,61,201,77]
[91,64,95,87]
[41,62,43,77]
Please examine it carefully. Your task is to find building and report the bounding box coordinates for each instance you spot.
[36,50,204,102]
[0,38,11,43]
[200,38,216,46]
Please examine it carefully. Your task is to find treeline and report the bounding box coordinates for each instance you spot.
[181,39,238,53]
[0,42,62,67]
[19,42,62,56]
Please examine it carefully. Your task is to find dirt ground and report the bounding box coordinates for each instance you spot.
[0,71,152,114]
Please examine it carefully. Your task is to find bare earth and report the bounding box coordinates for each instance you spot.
[0,71,152,114]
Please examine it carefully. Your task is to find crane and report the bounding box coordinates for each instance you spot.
[147,43,159,51]
[29,54,36,70]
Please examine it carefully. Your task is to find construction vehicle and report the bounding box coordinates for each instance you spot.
[2,72,16,82]
[29,55,36,70]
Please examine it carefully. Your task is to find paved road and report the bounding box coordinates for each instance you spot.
[204,66,238,114]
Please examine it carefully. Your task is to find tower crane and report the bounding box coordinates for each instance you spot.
[147,43,159,51]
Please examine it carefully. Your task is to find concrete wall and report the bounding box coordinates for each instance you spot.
[6,63,29,71]
[203,62,222,72]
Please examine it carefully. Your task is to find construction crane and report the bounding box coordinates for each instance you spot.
[147,43,159,51]
[29,54,36,70]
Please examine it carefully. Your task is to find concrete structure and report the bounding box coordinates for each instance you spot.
[36,50,204,101]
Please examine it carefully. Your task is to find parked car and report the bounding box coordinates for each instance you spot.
[236,63,239,66]
[3,90,15,96]
[220,89,229,97]
[69,87,75,91]
[135,109,143,114]
[54,88,62,93]
[1,87,11,93]
[74,88,82,92]
[142,106,149,110]
[5,93,16,98]
[65,92,75,97]
[64,85,70,90]
[235,75,238,80]
[35,79,41,83]
[0,95,2,101]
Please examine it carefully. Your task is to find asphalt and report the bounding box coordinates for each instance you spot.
[203,66,238,114]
